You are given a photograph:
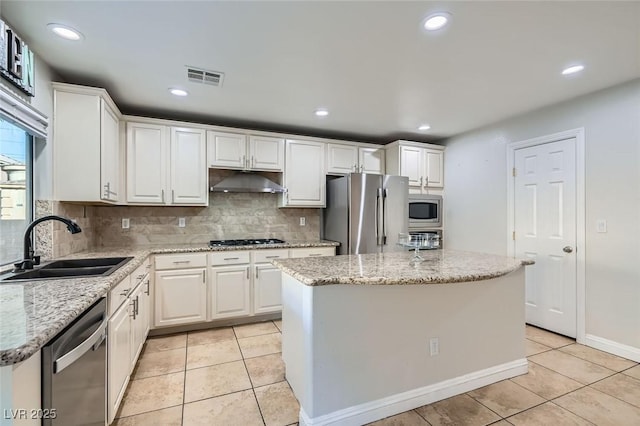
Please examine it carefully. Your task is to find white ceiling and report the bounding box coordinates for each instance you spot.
[3,1,640,144]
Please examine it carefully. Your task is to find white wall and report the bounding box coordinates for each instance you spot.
[444,78,640,350]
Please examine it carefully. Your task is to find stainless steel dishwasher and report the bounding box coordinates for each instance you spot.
[41,298,107,426]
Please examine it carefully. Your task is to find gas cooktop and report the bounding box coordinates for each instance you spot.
[209,238,286,247]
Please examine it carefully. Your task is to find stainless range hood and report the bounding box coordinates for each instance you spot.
[210,173,286,193]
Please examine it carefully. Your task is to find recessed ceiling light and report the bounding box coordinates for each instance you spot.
[314,109,329,117]
[418,124,431,131]
[169,88,188,96]
[423,13,451,31]
[47,23,83,41]
[562,65,585,76]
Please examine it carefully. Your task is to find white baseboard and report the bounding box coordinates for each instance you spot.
[299,358,528,426]
[584,334,640,363]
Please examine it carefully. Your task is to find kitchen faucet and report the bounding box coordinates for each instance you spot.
[13,215,82,272]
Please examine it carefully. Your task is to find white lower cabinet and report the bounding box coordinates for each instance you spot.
[253,249,290,314]
[208,251,251,320]
[209,265,251,319]
[254,265,284,314]
[153,253,208,328]
[155,268,207,327]
[107,257,152,424]
[108,294,132,424]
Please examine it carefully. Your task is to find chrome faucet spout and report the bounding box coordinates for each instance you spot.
[14,215,82,272]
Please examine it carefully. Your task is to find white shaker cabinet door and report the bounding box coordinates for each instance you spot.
[424,149,444,188]
[400,145,423,188]
[282,139,326,207]
[209,265,252,320]
[359,147,385,174]
[170,127,208,205]
[249,135,284,171]
[126,122,168,204]
[154,269,207,327]
[107,302,132,424]
[327,143,358,175]
[100,99,120,202]
[207,131,247,169]
[254,265,283,314]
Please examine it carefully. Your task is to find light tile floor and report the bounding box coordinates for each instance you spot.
[115,323,640,425]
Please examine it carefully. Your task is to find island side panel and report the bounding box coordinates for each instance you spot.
[306,269,526,421]
[281,273,316,416]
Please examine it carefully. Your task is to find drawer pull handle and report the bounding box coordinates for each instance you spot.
[136,274,145,280]
[119,289,130,296]
[265,255,280,259]
[224,257,240,260]
[172,260,191,264]
[146,264,151,269]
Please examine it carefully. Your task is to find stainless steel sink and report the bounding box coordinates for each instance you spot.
[1,256,133,282]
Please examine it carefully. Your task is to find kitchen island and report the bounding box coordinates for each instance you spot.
[272,249,534,426]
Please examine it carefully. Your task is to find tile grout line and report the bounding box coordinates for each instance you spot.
[181,335,188,426]
[233,325,268,426]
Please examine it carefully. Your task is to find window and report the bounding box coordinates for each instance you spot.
[0,118,33,266]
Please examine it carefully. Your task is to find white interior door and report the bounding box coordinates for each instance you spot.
[514,138,577,337]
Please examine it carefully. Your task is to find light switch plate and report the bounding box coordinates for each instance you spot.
[178,217,186,228]
[596,219,607,233]
[299,217,306,226]
[121,218,130,229]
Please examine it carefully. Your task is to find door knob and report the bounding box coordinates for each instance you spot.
[563,246,573,253]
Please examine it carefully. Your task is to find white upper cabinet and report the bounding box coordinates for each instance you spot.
[386,140,444,191]
[249,135,284,171]
[327,143,359,175]
[53,83,122,203]
[359,147,386,174]
[208,131,284,172]
[207,131,247,169]
[126,122,207,205]
[327,144,385,175]
[281,139,326,207]
[170,127,207,204]
[126,123,168,204]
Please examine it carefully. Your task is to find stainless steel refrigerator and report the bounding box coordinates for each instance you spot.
[322,173,409,255]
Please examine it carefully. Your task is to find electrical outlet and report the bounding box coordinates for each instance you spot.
[429,337,439,356]
[299,217,306,226]
[596,219,607,233]
[121,218,130,229]
[178,217,186,228]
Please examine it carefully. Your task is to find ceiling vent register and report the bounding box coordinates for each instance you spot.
[187,67,224,87]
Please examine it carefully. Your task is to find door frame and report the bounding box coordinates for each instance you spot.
[506,128,586,343]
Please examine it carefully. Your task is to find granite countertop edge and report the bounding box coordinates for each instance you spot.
[272,250,534,286]
[0,240,337,366]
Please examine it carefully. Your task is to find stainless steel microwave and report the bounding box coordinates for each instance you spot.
[408,194,442,229]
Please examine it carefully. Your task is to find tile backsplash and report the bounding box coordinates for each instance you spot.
[37,171,322,253]
[34,200,95,259]
[92,192,320,247]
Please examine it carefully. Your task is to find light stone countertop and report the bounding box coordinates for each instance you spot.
[272,249,534,286]
[0,240,338,366]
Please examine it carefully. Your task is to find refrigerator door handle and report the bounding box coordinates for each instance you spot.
[377,188,384,245]
[382,188,388,245]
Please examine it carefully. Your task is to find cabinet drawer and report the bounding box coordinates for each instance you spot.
[131,257,151,286]
[253,249,289,263]
[108,275,132,316]
[209,251,251,266]
[289,247,335,258]
[155,253,207,270]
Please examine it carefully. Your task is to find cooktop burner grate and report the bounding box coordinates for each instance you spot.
[209,238,286,247]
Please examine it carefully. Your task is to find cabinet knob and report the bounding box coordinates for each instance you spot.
[563,246,574,253]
